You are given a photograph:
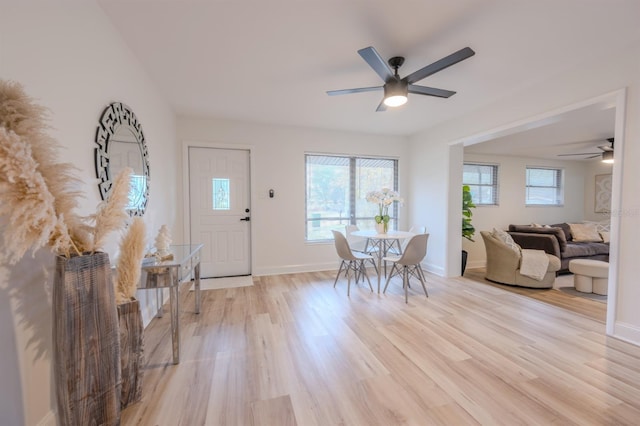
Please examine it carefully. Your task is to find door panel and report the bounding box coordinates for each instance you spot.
[189,147,250,277]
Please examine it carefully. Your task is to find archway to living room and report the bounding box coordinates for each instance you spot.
[448,89,626,332]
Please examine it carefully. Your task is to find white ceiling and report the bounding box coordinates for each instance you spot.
[98,0,640,145]
[465,100,617,161]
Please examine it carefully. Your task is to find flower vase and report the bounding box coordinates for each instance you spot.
[53,252,121,426]
[376,222,387,234]
[117,298,144,408]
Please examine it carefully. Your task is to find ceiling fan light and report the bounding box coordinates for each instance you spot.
[384,95,408,107]
[383,80,408,107]
[602,151,614,163]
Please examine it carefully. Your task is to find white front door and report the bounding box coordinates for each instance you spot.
[189,147,251,278]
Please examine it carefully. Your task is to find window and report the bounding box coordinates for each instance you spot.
[127,174,147,212]
[526,167,564,206]
[212,178,230,210]
[463,163,499,205]
[305,154,398,241]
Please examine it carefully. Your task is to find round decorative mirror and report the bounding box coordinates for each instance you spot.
[95,102,150,216]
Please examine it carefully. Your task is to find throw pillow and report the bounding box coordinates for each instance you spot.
[492,228,520,253]
[530,223,543,228]
[551,223,573,241]
[568,223,602,242]
[600,231,610,243]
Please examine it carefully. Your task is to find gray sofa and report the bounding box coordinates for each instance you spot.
[508,223,609,274]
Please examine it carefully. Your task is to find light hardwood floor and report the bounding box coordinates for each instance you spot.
[121,269,640,425]
[463,268,607,323]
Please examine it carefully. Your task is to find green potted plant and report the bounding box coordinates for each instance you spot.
[461,184,476,274]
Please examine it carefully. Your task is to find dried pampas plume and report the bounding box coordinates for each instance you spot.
[115,217,146,304]
[0,128,58,263]
[0,80,81,262]
[0,79,131,263]
[91,167,132,252]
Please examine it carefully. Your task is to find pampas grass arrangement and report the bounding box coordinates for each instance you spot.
[114,217,146,304]
[0,79,130,264]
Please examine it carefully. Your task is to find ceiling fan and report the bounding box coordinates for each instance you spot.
[326,46,475,111]
[557,138,615,163]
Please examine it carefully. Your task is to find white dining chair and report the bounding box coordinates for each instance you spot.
[345,225,379,273]
[388,225,426,255]
[382,233,429,303]
[400,225,426,253]
[332,230,374,296]
[345,225,367,253]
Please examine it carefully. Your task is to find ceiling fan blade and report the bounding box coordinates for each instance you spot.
[376,99,387,112]
[598,145,614,152]
[358,46,394,82]
[405,47,475,84]
[408,84,456,98]
[326,86,383,96]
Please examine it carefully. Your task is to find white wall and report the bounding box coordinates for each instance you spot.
[177,117,410,276]
[408,41,640,345]
[0,4,177,425]
[462,153,588,268]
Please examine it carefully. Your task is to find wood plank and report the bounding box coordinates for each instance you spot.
[121,270,640,425]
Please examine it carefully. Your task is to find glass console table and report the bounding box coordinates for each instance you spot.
[139,243,203,364]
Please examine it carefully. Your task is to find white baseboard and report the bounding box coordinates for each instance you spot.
[253,262,337,276]
[612,321,640,346]
[466,260,485,270]
[254,261,445,278]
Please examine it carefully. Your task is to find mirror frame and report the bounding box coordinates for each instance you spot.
[94,102,150,216]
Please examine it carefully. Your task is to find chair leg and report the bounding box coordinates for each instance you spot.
[403,266,409,303]
[383,263,399,293]
[346,260,353,296]
[360,260,373,292]
[334,260,346,287]
[415,265,429,298]
[369,258,378,275]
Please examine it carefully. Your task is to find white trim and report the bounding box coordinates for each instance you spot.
[612,321,640,345]
[605,89,626,336]
[447,88,626,341]
[181,140,257,277]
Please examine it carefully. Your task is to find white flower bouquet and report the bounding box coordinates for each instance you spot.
[366,188,403,232]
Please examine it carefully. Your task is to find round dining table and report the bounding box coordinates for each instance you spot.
[351,229,415,293]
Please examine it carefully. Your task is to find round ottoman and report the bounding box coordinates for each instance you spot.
[568,259,609,295]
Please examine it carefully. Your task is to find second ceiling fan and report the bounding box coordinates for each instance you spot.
[327,46,475,111]
[557,138,615,163]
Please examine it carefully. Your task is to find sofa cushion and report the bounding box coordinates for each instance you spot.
[563,242,610,258]
[568,223,602,242]
[551,223,572,241]
[492,228,520,253]
[508,224,567,252]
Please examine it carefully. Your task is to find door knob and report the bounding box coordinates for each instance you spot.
[240,217,250,221]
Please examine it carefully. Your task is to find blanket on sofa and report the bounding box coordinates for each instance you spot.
[520,249,549,281]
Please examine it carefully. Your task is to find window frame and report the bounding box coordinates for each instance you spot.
[462,162,499,206]
[305,154,399,242]
[525,166,564,206]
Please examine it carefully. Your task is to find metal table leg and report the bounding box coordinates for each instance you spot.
[169,270,180,365]
[194,262,201,314]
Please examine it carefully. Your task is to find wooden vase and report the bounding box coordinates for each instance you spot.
[117,298,144,408]
[53,252,121,426]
